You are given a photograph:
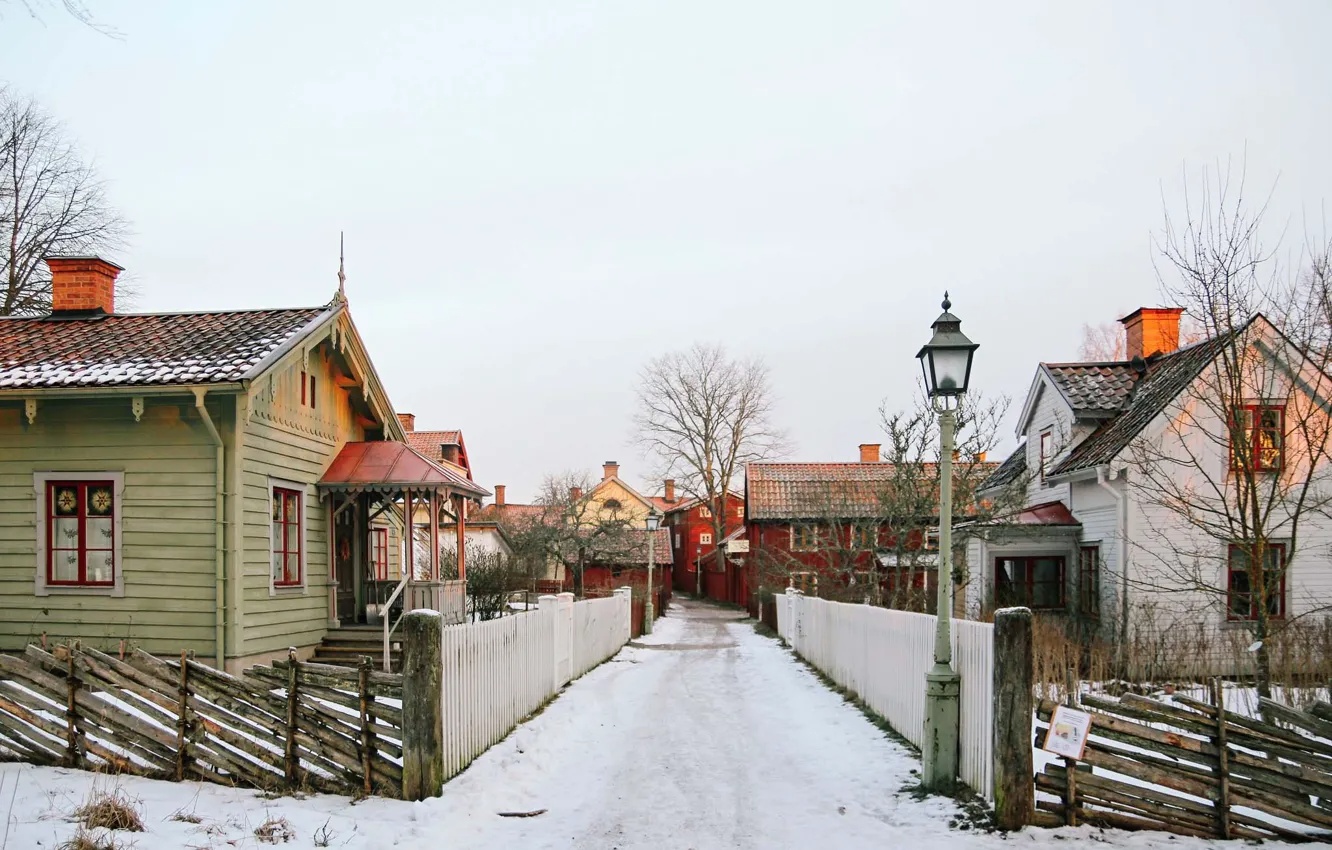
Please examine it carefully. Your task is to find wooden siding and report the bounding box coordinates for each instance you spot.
[0,396,225,657]
[238,345,367,658]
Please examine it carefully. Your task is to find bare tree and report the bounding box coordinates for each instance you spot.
[504,471,642,598]
[1079,322,1128,361]
[1125,161,1332,698]
[0,92,128,316]
[1,0,118,36]
[635,344,787,581]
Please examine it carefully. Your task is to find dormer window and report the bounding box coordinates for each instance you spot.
[604,499,622,511]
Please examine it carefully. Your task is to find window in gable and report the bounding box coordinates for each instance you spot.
[699,532,713,545]
[603,498,622,512]
[1231,405,1284,472]
[1039,430,1053,482]
[698,506,712,518]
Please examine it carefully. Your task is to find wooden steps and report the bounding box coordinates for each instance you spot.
[309,625,401,671]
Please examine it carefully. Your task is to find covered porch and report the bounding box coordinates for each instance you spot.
[970,500,1084,617]
[317,441,489,658]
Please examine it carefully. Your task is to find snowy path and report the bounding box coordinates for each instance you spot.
[2,600,1276,849]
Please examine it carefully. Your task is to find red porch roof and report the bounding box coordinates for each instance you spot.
[1012,500,1080,526]
[318,441,489,498]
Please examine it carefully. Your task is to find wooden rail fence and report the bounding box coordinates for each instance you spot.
[0,643,404,797]
[1035,682,1332,840]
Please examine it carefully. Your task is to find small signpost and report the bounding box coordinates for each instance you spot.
[1042,705,1091,760]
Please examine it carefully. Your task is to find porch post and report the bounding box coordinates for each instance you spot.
[428,489,439,581]
[404,488,414,584]
[455,494,467,581]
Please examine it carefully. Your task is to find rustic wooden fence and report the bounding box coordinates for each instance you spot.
[0,643,403,797]
[1034,681,1332,840]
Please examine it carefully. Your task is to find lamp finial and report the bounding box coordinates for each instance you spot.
[942,291,951,312]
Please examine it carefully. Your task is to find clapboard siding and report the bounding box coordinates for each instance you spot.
[237,347,369,657]
[0,396,223,658]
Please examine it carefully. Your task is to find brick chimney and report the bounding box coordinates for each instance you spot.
[46,256,122,315]
[494,485,506,507]
[664,479,675,503]
[397,413,415,432]
[859,443,881,463]
[570,486,583,501]
[1120,308,1185,361]
[602,461,619,481]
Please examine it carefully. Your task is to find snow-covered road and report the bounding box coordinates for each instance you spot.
[2,600,1266,848]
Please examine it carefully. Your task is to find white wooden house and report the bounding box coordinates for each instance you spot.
[966,307,1332,658]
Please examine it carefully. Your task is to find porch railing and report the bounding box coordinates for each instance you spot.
[382,578,469,671]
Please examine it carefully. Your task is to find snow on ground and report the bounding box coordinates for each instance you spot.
[0,600,1300,849]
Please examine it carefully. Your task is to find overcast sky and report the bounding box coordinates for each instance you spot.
[5,1,1332,501]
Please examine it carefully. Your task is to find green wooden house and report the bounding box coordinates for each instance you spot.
[0,257,486,671]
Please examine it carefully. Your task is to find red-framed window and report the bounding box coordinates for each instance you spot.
[272,487,303,587]
[1079,546,1100,619]
[1231,405,1284,472]
[995,556,1065,610]
[47,481,116,587]
[371,527,389,580]
[1228,542,1286,621]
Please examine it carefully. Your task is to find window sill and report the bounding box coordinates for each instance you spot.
[38,584,123,598]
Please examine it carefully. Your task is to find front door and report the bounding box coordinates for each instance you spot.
[335,505,357,622]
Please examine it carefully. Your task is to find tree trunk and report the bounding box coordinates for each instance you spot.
[573,549,585,599]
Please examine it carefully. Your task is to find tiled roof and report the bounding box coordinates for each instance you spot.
[979,445,1027,493]
[1051,333,1234,476]
[1043,362,1138,415]
[593,527,672,565]
[746,461,997,521]
[405,431,462,459]
[471,503,544,525]
[0,306,331,389]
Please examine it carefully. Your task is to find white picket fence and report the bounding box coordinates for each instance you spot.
[774,589,995,800]
[439,588,632,780]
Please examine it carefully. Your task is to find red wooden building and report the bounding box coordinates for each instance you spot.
[660,479,745,602]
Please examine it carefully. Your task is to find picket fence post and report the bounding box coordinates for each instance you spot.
[614,587,632,643]
[401,610,444,801]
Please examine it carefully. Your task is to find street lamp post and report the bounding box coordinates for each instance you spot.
[915,291,978,794]
[644,513,660,636]
[695,545,702,597]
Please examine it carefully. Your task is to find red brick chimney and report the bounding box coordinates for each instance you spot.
[397,413,415,432]
[1120,308,1185,361]
[602,461,619,481]
[494,485,506,507]
[859,443,881,463]
[664,479,676,503]
[570,486,583,501]
[46,256,122,315]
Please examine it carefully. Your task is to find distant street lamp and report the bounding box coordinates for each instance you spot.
[915,291,978,794]
[695,545,703,597]
[644,513,660,636]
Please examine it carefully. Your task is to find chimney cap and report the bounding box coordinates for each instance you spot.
[44,255,125,270]
[1118,306,1185,325]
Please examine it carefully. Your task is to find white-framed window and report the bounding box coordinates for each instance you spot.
[698,506,712,518]
[1039,430,1053,482]
[34,472,125,597]
[699,532,713,545]
[269,478,308,593]
[791,523,820,552]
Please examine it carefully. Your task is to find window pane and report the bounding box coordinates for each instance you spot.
[87,486,113,517]
[284,493,299,522]
[286,519,300,553]
[53,486,80,516]
[272,552,283,582]
[273,522,283,551]
[86,552,114,584]
[53,516,80,549]
[286,552,301,584]
[1228,567,1252,618]
[51,550,79,582]
[86,517,113,549]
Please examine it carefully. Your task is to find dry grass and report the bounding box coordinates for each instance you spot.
[56,827,130,850]
[254,814,295,844]
[74,787,143,833]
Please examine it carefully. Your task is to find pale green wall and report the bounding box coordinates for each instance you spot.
[236,347,368,658]
[0,395,227,657]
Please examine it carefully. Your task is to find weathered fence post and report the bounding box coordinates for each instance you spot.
[401,610,444,801]
[358,656,375,797]
[175,650,192,781]
[1211,678,1232,839]
[992,607,1033,831]
[1062,667,1079,827]
[283,648,301,788]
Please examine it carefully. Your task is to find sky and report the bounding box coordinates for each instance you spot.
[5,1,1332,501]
